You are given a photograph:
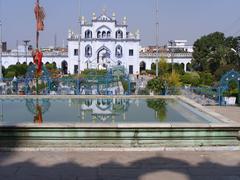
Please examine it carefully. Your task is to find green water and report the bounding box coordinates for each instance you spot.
[0,98,221,125]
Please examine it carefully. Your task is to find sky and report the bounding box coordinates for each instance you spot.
[1,0,240,49]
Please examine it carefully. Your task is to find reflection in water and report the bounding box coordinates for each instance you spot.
[0,100,3,122]
[72,99,130,123]
[34,103,43,124]
[147,99,167,121]
[26,99,51,124]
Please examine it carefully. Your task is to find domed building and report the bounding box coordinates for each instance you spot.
[67,11,141,74]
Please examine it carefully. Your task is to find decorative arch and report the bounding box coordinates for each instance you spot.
[102,31,106,38]
[96,46,111,65]
[52,62,57,68]
[107,31,111,38]
[96,25,111,32]
[85,45,92,58]
[97,31,101,38]
[220,70,240,105]
[220,70,240,87]
[115,45,123,58]
[151,62,156,70]
[140,61,146,73]
[61,60,68,75]
[180,63,185,72]
[97,46,111,54]
[85,30,92,39]
[116,30,123,39]
[186,63,191,71]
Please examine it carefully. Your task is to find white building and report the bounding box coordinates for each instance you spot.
[67,11,140,74]
[1,10,193,75]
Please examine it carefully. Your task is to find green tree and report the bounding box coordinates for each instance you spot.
[192,32,239,74]
[147,77,166,94]
[4,63,28,78]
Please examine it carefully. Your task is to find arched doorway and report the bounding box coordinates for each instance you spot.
[151,63,156,70]
[180,63,185,72]
[61,60,68,74]
[52,62,57,69]
[97,46,111,69]
[140,61,146,74]
[186,63,191,71]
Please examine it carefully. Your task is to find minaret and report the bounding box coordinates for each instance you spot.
[112,12,116,21]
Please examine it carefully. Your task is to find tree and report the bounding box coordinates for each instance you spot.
[4,63,28,78]
[192,32,239,74]
[147,77,166,94]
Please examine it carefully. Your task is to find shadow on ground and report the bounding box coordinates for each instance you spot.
[0,151,240,180]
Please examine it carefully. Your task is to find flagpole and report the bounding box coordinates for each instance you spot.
[36,0,40,49]
[36,0,39,95]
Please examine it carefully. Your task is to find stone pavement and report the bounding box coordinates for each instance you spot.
[208,106,240,123]
[0,150,240,180]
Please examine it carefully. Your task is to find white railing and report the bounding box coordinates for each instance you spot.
[2,51,68,57]
[139,52,192,58]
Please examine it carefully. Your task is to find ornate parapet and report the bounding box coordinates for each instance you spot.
[139,52,192,59]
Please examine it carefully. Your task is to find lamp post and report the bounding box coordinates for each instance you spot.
[169,40,174,74]
[78,16,81,75]
[23,40,30,65]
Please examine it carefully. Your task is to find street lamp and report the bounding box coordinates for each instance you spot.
[78,16,81,75]
[23,40,30,65]
[169,40,174,74]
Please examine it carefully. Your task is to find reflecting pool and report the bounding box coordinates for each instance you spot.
[0,98,221,125]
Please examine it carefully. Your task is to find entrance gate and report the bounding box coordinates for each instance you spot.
[219,70,240,105]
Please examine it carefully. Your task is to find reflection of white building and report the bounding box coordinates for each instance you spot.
[80,99,129,122]
[68,11,140,74]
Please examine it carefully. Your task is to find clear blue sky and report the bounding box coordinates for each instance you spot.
[1,0,240,48]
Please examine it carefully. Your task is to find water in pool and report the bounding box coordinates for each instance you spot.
[0,98,221,125]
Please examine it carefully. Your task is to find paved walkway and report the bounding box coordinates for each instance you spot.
[0,151,240,180]
[208,106,240,123]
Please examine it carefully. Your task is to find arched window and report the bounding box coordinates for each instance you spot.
[186,63,191,71]
[85,30,92,39]
[116,30,123,39]
[85,45,92,58]
[115,45,123,58]
[97,31,101,38]
[102,31,106,38]
[107,31,111,38]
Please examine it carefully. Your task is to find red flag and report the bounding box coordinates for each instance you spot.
[32,49,43,76]
[34,0,45,31]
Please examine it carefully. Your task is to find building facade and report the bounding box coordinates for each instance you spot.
[67,12,140,74]
[1,11,193,75]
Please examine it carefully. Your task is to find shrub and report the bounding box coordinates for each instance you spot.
[167,71,181,88]
[181,72,201,86]
[199,72,214,86]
